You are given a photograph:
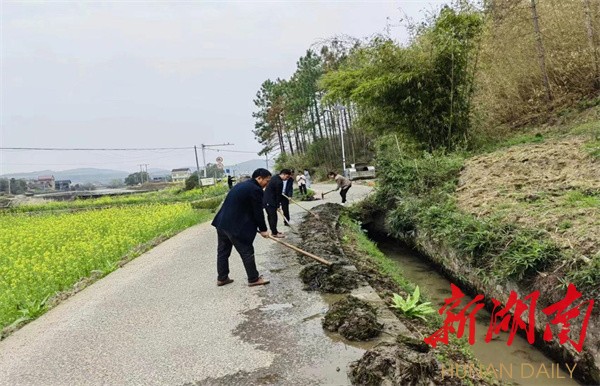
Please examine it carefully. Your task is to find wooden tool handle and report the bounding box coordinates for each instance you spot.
[268,235,332,266]
[282,193,319,218]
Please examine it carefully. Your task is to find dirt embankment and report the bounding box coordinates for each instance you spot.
[451,135,600,384]
[456,136,600,258]
[297,204,497,386]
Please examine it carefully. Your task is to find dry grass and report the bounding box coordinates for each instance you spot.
[456,135,600,257]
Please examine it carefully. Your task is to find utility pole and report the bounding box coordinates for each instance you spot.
[194,146,202,188]
[265,153,269,169]
[201,143,233,177]
[334,105,347,175]
[138,164,149,184]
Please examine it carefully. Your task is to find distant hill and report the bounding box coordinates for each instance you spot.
[181,159,274,176]
[0,160,273,184]
[1,167,171,185]
[228,159,272,175]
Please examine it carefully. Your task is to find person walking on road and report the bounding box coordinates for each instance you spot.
[227,175,234,190]
[263,169,292,238]
[296,173,307,196]
[211,168,272,287]
[281,170,294,226]
[304,169,312,188]
[328,171,352,205]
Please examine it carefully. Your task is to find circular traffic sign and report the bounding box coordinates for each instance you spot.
[216,156,224,163]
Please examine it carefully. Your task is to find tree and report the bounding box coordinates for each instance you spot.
[205,163,225,179]
[322,7,483,151]
[107,179,125,188]
[0,178,27,194]
[185,172,200,190]
[124,172,149,186]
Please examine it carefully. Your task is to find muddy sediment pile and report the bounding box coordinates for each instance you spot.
[349,335,494,386]
[323,296,382,341]
[298,203,350,265]
[349,340,437,386]
[299,263,362,293]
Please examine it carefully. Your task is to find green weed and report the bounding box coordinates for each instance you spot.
[390,286,436,321]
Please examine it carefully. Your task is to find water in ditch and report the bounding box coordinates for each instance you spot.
[377,239,580,386]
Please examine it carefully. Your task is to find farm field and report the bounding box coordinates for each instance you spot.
[0,201,214,332]
[9,184,228,213]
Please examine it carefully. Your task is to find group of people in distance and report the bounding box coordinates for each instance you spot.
[211,168,352,287]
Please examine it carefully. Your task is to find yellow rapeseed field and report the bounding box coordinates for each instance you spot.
[0,203,210,330]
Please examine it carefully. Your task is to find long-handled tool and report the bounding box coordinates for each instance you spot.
[321,189,336,199]
[267,235,332,266]
[282,193,320,219]
[277,207,298,233]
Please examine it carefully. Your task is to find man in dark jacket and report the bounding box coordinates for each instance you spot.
[211,168,271,287]
[263,169,292,238]
[281,170,294,226]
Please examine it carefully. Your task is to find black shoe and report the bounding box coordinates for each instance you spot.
[217,278,234,287]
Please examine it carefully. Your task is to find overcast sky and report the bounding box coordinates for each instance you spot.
[1,0,445,175]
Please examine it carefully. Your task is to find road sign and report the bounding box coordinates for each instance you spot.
[216,163,224,170]
[216,156,223,163]
[200,178,215,186]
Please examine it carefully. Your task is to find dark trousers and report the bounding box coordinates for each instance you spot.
[340,186,351,203]
[265,205,279,235]
[281,198,290,222]
[217,228,259,283]
[298,184,307,195]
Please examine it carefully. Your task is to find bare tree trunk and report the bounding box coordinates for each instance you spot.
[583,0,600,88]
[530,0,553,102]
[277,115,294,155]
[286,131,295,156]
[294,126,302,154]
[277,124,286,155]
[308,106,318,142]
[313,98,324,138]
[343,109,356,164]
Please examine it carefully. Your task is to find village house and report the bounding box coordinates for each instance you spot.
[171,168,191,183]
[37,175,55,190]
[55,180,72,191]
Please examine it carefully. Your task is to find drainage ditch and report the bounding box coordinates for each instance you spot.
[373,238,580,386]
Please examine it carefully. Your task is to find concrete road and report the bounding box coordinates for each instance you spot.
[0,183,373,386]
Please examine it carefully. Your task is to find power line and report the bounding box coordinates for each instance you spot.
[0,146,192,151]
[205,148,259,154]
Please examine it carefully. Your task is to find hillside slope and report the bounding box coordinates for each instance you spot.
[456,135,600,258]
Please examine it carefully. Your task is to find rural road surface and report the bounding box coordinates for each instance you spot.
[0,183,373,386]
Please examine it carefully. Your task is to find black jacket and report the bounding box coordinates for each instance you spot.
[283,177,293,199]
[263,175,284,208]
[212,179,268,243]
